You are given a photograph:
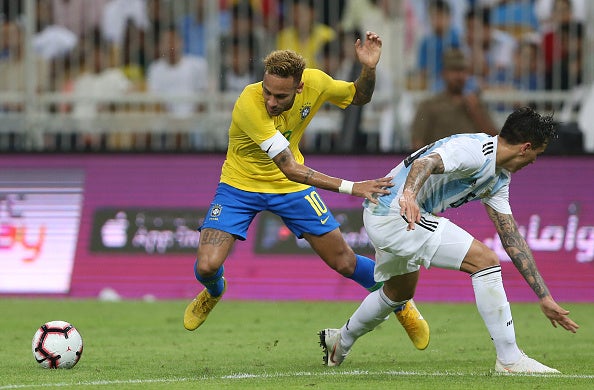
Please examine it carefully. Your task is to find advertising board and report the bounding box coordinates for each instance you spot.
[1,154,592,302]
[0,169,84,293]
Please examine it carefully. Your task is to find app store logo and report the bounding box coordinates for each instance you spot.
[101,212,129,248]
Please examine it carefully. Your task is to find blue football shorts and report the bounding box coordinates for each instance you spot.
[200,182,340,240]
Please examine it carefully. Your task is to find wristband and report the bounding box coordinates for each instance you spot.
[338,180,354,195]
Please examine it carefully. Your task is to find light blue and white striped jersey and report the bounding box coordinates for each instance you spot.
[365,133,512,216]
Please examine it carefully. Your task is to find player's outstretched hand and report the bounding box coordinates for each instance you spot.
[352,176,393,204]
[355,31,382,69]
[539,296,579,333]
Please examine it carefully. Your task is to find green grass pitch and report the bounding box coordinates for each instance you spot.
[0,298,592,389]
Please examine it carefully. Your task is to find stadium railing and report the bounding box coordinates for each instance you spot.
[0,0,592,153]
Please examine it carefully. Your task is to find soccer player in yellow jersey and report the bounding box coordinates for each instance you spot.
[183,32,429,350]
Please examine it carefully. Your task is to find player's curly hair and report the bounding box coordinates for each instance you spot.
[263,50,306,83]
[499,106,557,149]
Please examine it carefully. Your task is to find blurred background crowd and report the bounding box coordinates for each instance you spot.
[0,0,592,153]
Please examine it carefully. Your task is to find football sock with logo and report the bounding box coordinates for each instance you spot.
[348,255,382,292]
[340,288,407,348]
[471,265,521,364]
[195,262,225,297]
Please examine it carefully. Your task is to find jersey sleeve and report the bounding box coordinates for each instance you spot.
[482,172,512,214]
[434,137,485,174]
[308,68,355,109]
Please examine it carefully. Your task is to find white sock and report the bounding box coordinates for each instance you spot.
[471,265,522,364]
[340,288,406,348]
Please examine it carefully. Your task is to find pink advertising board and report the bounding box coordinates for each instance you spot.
[1,154,593,302]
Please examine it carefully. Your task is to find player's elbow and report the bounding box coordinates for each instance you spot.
[281,166,303,183]
[275,160,301,183]
[351,93,372,106]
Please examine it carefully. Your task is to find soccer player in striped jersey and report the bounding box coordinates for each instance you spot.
[320,107,579,373]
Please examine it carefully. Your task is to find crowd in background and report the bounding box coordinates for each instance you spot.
[0,0,591,153]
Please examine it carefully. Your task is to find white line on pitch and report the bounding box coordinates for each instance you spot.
[2,370,594,389]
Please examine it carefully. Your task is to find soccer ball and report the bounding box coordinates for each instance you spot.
[31,320,83,369]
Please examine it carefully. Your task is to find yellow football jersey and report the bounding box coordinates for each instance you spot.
[220,68,356,193]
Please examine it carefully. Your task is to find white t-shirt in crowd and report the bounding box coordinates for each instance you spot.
[147,56,209,118]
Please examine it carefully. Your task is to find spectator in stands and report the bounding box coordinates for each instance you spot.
[490,32,543,111]
[512,33,543,93]
[33,0,78,61]
[415,0,462,92]
[418,0,469,33]
[146,25,209,149]
[0,0,22,21]
[541,0,584,91]
[276,0,335,70]
[227,0,268,60]
[552,21,584,92]
[303,32,354,152]
[340,0,408,93]
[70,28,132,150]
[147,25,209,116]
[340,0,408,152]
[542,0,573,76]
[177,0,230,58]
[319,31,354,81]
[119,19,146,92]
[0,19,51,112]
[554,17,587,122]
[101,0,149,47]
[51,0,110,39]
[488,0,540,38]
[116,18,147,150]
[463,6,517,90]
[32,0,80,132]
[143,0,172,72]
[220,34,259,93]
[239,0,281,35]
[0,24,8,59]
[535,0,586,30]
[410,48,498,150]
[218,1,266,92]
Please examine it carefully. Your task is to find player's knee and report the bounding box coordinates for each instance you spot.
[334,261,356,276]
[475,250,500,270]
[484,250,500,267]
[326,251,357,276]
[195,257,221,278]
[461,243,501,274]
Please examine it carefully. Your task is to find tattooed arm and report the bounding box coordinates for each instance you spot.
[485,205,550,298]
[351,31,382,106]
[485,204,579,333]
[271,148,392,204]
[399,153,444,230]
[352,65,376,106]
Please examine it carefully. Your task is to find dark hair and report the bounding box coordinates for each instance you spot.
[231,0,254,19]
[430,0,451,13]
[231,33,256,52]
[465,7,490,26]
[499,107,557,148]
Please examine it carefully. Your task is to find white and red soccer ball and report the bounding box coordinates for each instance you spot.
[31,320,83,369]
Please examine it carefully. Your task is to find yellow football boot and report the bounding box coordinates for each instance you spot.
[183,279,227,331]
[395,299,430,350]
